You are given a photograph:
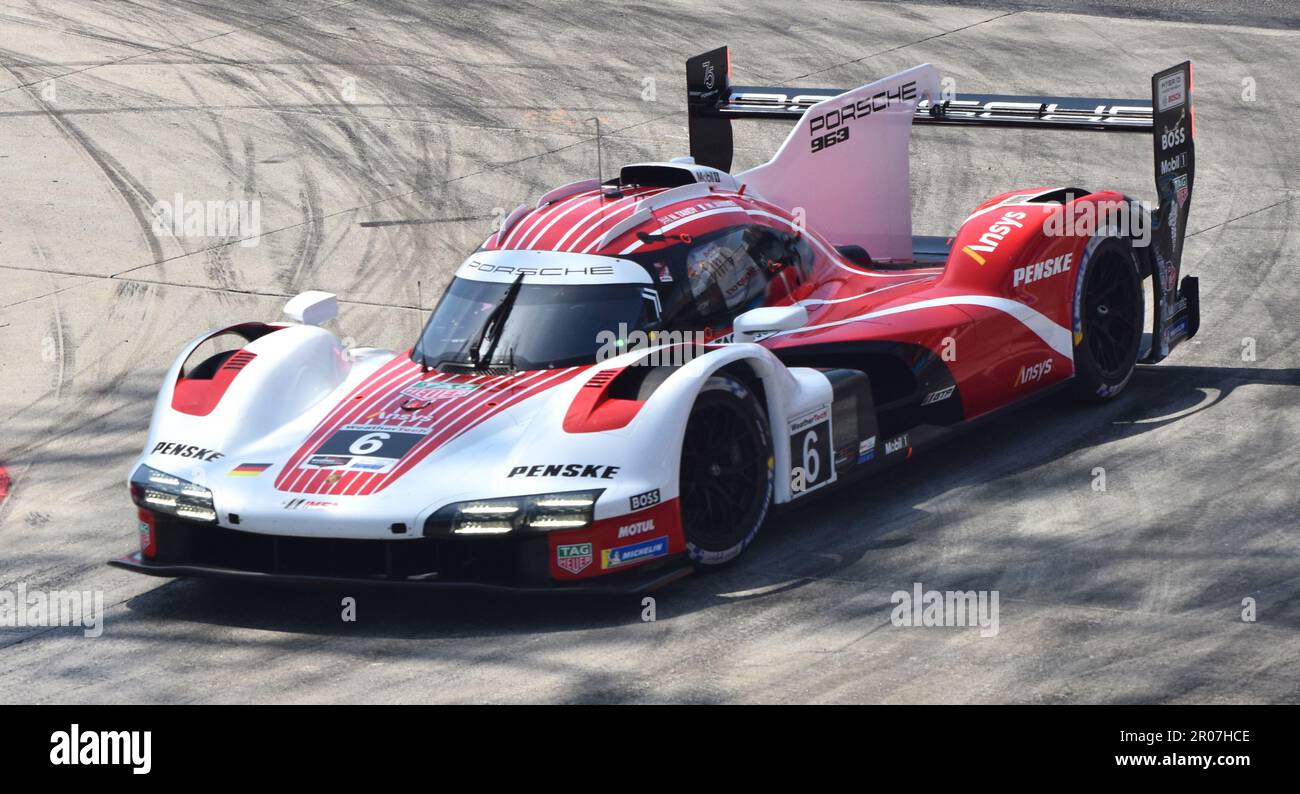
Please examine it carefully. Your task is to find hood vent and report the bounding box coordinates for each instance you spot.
[584,370,618,389]
[222,350,257,371]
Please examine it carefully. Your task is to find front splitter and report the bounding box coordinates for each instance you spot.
[108,552,693,595]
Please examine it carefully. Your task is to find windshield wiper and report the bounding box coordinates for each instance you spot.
[468,273,525,371]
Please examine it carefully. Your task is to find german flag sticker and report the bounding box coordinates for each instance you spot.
[229,463,272,477]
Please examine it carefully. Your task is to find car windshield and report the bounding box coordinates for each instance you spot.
[413,277,658,371]
[411,229,813,372]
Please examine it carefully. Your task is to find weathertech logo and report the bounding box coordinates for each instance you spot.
[1015,358,1054,386]
[961,210,1028,265]
[50,724,151,774]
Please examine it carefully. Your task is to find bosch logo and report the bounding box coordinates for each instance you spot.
[1157,72,1187,112]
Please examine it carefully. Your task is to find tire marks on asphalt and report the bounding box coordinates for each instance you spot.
[0,59,165,266]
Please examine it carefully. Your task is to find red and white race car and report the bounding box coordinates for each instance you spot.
[114,47,1198,592]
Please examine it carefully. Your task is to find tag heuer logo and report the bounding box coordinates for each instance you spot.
[556,543,593,575]
[400,380,480,401]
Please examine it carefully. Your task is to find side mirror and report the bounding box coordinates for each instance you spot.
[283,291,338,326]
[732,304,807,343]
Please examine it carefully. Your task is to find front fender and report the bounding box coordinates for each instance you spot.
[143,323,355,471]
[520,344,831,509]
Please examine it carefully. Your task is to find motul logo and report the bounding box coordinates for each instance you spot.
[617,519,656,539]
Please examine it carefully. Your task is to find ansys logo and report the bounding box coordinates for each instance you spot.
[961,209,1028,265]
[50,724,151,774]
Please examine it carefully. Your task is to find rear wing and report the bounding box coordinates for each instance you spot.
[685,47,1197,359]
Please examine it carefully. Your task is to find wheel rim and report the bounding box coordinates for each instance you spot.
[680,402,765,548]
[1084,250,1141,379]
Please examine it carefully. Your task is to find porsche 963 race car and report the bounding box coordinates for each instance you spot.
[113,47,1199,592]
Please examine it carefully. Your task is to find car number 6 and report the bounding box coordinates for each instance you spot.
[349,432,389,455]
[803,430,820,483]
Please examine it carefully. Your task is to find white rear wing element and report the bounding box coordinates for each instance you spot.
[736,65,940,261]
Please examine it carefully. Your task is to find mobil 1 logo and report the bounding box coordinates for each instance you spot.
[789,405,835,496]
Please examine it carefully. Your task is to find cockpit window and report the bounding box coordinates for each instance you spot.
[686,227,770,317]
[628,224,811,331]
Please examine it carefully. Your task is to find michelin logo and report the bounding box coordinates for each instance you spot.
[601,536,668,570]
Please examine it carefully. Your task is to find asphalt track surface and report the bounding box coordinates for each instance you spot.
[1,0,1297,704]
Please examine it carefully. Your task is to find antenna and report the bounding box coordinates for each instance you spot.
[587,117,603,187]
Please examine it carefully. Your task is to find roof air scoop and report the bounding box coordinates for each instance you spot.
[619,161,739,192]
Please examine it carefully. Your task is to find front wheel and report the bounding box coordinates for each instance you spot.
[1072,235,1145,401]
[679,374,773,568]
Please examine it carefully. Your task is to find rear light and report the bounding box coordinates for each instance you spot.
[137,508,157,558]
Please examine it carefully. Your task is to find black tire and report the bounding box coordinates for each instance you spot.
[679,374,773,567]
[1071,235,1144,401]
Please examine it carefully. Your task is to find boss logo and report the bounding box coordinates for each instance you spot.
[1160,123,1186,151]
[629,488,661,511]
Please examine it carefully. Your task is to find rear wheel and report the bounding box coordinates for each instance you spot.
[679,375,773,567]
[1072,236,1144,401]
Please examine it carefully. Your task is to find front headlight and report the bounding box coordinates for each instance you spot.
[129,464,217,523]
[424,490,603,536]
